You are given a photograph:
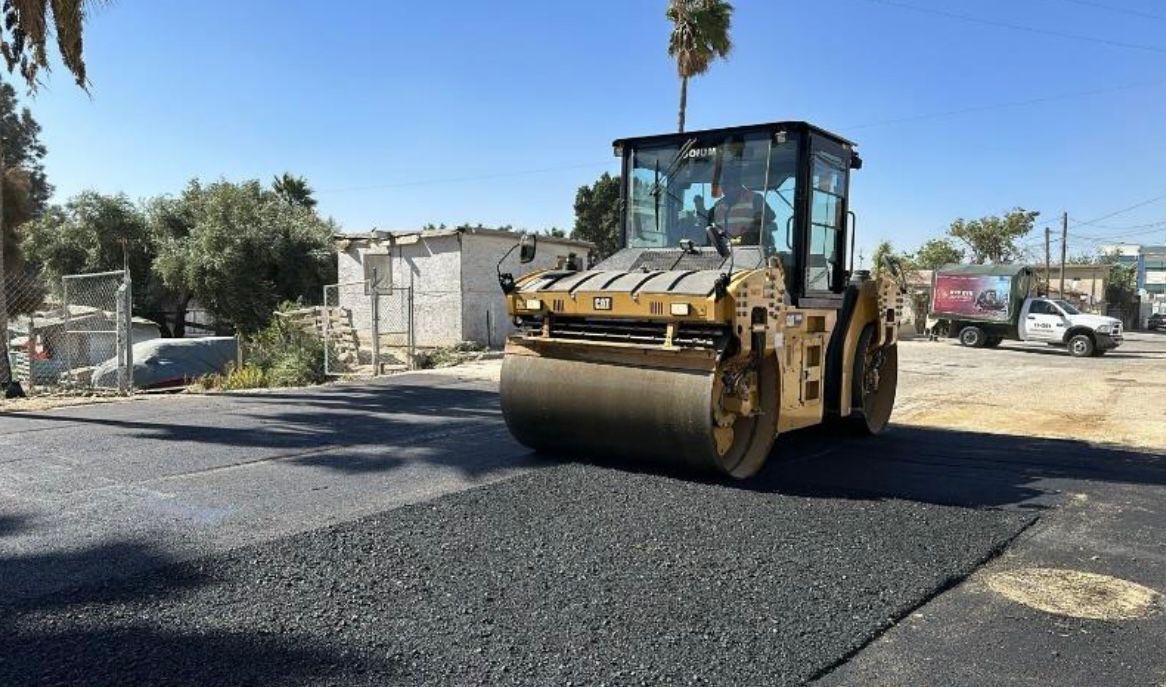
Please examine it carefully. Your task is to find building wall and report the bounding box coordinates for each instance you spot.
[337,231,591,350]
[336,235,465,347]
[460,233,588,348]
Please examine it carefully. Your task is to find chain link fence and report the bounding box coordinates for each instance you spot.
[322,280,415,377]
[3,268,134,396]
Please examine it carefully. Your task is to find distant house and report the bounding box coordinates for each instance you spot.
[7,305,163,385]
[334,227,592,348]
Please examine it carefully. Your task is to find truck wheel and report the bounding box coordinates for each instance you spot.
[958,326,986,348]
[1068,334,1094,357]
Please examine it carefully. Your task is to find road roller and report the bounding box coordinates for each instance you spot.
[496,121,904,478]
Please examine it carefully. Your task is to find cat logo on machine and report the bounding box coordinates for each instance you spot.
[593,296,613,311]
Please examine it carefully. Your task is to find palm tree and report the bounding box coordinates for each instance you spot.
[272,173,318,210]
[666,0,733,133]
[0,0,94,397]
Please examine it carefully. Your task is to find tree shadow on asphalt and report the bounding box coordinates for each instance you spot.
[0,539,209,611]
[2,384,516,479]
[0,623,390,687]
[0,512,29,539]
[0,538,389,687]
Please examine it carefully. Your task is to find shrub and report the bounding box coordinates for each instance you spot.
[243,311,327,387]
[220,365,267,390]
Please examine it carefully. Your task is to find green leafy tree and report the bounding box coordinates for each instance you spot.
[1,81,51,307]
[912,238,964,269]
[21,192,151,280]
[0,0,93,394]
[870,240,916,274]
[272,172,317,209]
[545,226,566,238]
[571,172,621,261]
[666,0,733,133]
[18,191,184,328]
[947,208,1039,264]
[152,179,337,334]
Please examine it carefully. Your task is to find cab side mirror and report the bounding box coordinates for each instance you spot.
[706,224,730,259]
[519,233,538,264]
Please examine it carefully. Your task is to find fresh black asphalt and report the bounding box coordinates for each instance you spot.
[4,369,1165,685]
[2,462,1030,686]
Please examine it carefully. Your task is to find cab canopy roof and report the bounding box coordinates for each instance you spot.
[612,121,855,149]
[935,263,1034,277]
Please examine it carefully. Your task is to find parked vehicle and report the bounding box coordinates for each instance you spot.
[91,337,239,389]
[929,264,1122,357]
[1149,312,1165,331]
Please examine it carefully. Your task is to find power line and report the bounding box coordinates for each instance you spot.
[1049,0,1166,22]
[315,160,616,194]
[1069,191,1166,227]
[858,0,1166,53]
[1071,226,1166,241]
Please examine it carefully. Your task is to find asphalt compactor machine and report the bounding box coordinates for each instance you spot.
[498,121,903,478]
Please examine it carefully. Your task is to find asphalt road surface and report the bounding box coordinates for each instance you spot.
[2,344,1165,685]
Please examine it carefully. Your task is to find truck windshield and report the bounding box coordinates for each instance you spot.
[626,133,798,255]
[1055,300,1081,315]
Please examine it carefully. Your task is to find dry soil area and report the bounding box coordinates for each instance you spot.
[895,332,1166,451]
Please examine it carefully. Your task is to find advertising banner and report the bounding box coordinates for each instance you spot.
[932,274,1013,322]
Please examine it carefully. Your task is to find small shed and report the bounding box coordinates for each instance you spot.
[7,305,163,385]
[334,227,593,348]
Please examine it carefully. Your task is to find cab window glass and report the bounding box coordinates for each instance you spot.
[806,148,846,292]
[1029,300,1052,315]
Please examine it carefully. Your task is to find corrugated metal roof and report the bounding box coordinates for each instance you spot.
[334,226,594,250]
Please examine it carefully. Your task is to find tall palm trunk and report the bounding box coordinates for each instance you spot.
[677,75,688,133]
[0,141,11,390]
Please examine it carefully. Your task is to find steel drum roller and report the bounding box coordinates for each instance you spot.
[500,353,777,477]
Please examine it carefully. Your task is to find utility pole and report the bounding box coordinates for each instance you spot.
[1060,211,1068,298]
[1044,226,1051,294]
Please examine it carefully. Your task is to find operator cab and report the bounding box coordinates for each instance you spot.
[613,121,861,307]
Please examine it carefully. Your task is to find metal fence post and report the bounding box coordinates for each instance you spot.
[322,284,331,377]
[407,286,415,369]
[370,269,381,377]
[61,276,71,386]
[123,275,134,395]
[115,282,127,395]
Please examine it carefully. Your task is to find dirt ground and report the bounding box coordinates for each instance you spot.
[894,332,1166,452]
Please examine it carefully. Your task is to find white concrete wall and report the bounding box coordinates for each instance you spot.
[336,236,465,347]
[461,234,588,348]
[394,234,464,347]
[337,232,590,350]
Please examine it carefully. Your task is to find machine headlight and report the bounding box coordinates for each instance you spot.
[1095,324,1110,334]
[523,299,543,311]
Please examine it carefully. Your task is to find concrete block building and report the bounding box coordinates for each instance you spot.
[334,227,591,348]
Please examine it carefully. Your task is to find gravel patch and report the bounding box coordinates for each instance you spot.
[2,463,1032,686]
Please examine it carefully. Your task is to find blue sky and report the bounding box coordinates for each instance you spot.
[21,0,1166,263]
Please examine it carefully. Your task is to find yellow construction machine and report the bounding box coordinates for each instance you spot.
[496,121,903,478]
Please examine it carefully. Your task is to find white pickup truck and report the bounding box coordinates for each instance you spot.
[930,265,1124,357]
[1003,296,1122,356]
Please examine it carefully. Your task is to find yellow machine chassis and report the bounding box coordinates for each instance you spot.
[499,260,903,478]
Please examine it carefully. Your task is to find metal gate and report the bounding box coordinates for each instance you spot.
[323,280,414,376]
[61,270,134,393]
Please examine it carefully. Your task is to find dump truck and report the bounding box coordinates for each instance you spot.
[495,121,904,478]
[929,264,1123,356]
